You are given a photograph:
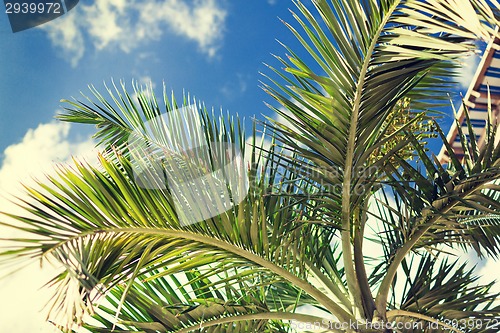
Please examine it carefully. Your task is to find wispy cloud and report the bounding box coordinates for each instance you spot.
[457,51,481,90]
[41,0,227,66]
[0,122,95,191]
[42,12,84,67]
[477,258,500,294]
[220,73,252,99]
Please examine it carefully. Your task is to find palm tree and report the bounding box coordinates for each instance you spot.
[2,0,500,332]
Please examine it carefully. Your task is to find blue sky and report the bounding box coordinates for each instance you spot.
[0,0,496,332]
[0,0,479,156]
[0,0,297,156]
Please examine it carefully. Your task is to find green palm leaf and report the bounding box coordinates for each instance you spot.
[264,0,500,318]
[389,253,500,333]
[2,1,500,332]
[1,87,353,330]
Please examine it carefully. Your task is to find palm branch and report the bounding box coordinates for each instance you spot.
[262,0,500,322]
[1,1,500,333]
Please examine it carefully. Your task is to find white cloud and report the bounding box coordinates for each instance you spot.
[477,258,500,294]
[0,122,95,192]
[457,51,481,90]
[463,249,500,295]
[83,0,127,51]
[137,75,155,87]
[0,122,96,333]
[42,12,84,67]
[131,76,156,101]
[220,73,251,99]
[137,0,226,58]
[244,134,272,168]
[41,0,227,66]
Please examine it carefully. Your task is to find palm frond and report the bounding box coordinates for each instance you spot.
[0,87,353,330]
[388,253,500,333]
[263,1,500,317]
[82,271,288,333]
[373,121,500,316]
[264,0,500,196]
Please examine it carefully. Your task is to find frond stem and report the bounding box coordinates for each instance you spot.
[175,311,344,333]
[43,227,355,323]
[341,0,400,319]
[375,174,500,317]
